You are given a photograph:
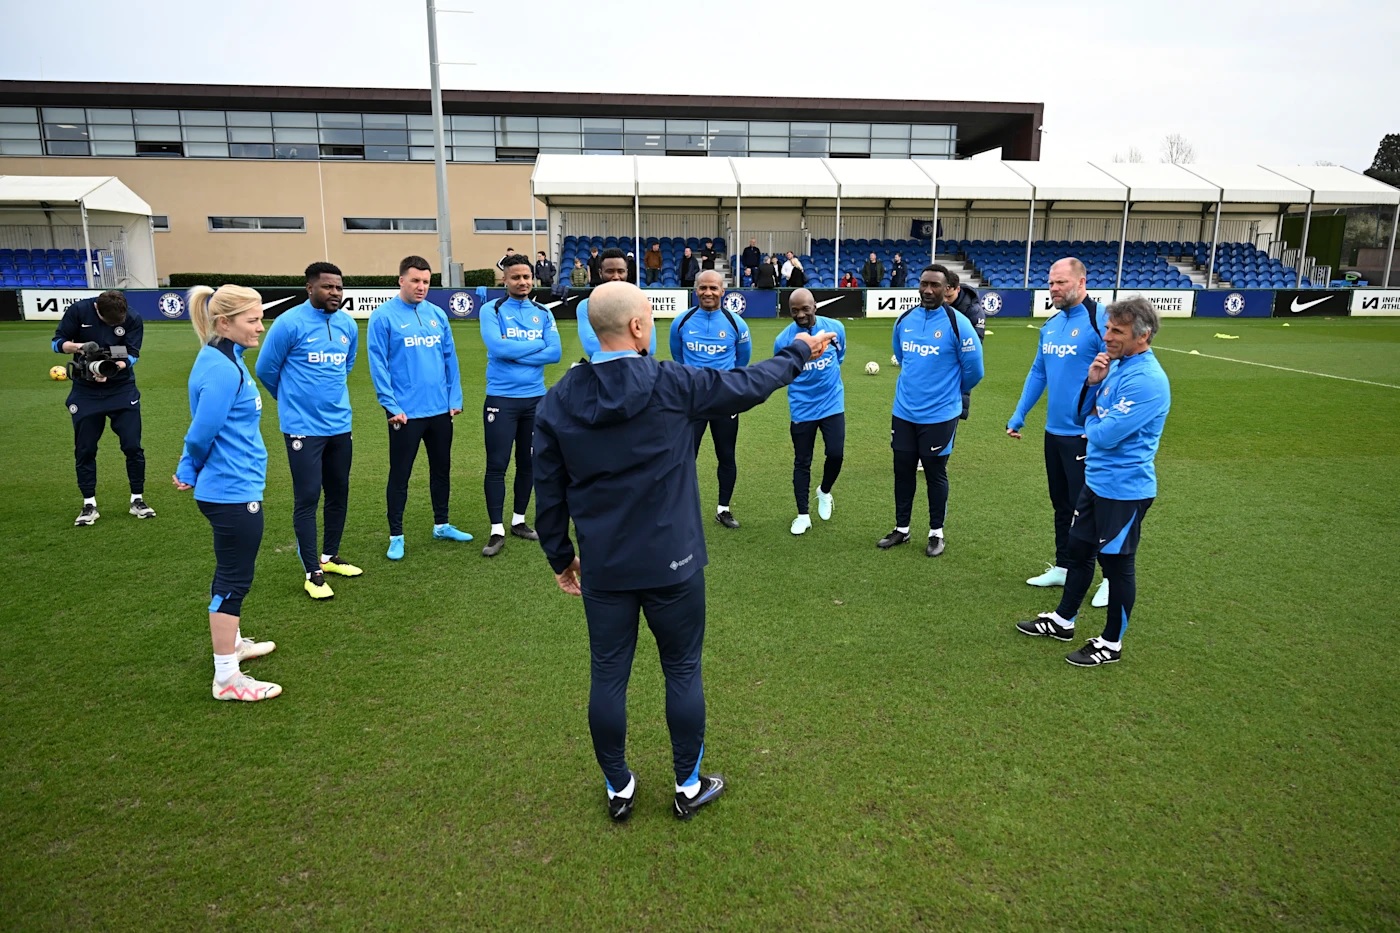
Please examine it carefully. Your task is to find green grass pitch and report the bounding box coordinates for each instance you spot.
[1,315,1397,929]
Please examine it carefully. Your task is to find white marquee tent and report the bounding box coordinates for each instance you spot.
[0,175,158,288]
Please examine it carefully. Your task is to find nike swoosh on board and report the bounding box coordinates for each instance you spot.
[1290,296,1330,313]
[813,297,846,309]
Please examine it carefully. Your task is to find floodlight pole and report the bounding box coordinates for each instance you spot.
[426,0,457,287]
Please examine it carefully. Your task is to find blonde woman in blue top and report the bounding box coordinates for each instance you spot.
[173,285,280,702]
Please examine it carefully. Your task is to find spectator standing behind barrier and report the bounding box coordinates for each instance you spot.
[533,280,833,822]
[862,252,885,288]
[173,284,279,702]
[52,290,153,527]
[753,255,778,289]
[368,255,471,561]
[669,269,752,529]
[679,247,699,288]
[700,239,718,272]
[578,248,656,358]
[1006,257,1111,608]
[626,251,638,284]
[839,272,858,288]
[535,251,557,288]
[254,261,363,602]
[1014,296,1171,667]
[781,251,796,284]
[588,246,603,286]
[878,266,984,557]
[774,288,847,536]
[890,252,908,288]
[785,258,807,288]
[741,238,761,281]
[496,246,517,273]
[571,258,589,287]
[644,243,663,285]
[478,254,562,558]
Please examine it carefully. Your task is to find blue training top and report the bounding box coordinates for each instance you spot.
[891,304,984,426]
[1075,348,1172,500]
[254,299,358,436]
[772,315,846,423]
[479,295,563,397]
[177,340,267,504]
[367,296,462,419]
[1008,302,1108,436]
[669,306,751,369]
[577,296,657,358]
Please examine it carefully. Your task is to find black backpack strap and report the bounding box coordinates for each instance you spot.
[943,304,962,342]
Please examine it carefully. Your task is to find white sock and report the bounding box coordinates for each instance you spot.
[717,504,730,515]
[895,526,909,534]
[305,571,314,580]
[676,780,700,798]
[929,528,943,538]
[236,627,242,644]
[607,774,636,800]
[1049,611,1075,628]
[213,652,239,683]
[130,493,142,502]
[320,553,332,564]
[491,523,505,536]
[1096,637,1122,651]
[511,512,526,526]
[83,496,96,506]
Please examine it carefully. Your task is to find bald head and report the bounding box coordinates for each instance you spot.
[1049,257,1087,310]
[696,269,724,288]
[789,288,816,327]
[588,280,653,351]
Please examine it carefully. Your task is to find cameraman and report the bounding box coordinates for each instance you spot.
[52,290,153,526]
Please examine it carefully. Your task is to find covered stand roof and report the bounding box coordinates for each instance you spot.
[0,175,152,214]
[530,155,1399,209]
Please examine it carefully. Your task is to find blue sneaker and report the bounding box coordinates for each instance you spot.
[386,535,405,560]
[433,523,473,542]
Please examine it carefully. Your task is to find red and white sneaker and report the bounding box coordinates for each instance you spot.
[212,672,282,702]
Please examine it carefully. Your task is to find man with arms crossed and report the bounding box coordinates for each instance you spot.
[577,248,655,358]
[1015,296,1171,666]
[533,281,832,821]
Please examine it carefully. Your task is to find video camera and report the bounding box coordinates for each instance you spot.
[70,341,130,381]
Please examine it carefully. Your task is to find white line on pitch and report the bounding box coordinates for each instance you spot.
[1154,346,1400,390]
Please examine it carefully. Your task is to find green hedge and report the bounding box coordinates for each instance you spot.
[167,269,499,288]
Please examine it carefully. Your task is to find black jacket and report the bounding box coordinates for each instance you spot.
[862,260,884,287]
[534,345,808,590]
[588,253,603,286]
[889,259,907,287]
[786,265,807,288]
[741,246,761,270]
[679,255,700,285]
[752,263,777,289]
[951,285,986,339]
[534,259,556,286]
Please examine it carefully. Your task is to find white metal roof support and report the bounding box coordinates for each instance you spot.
[1115,200,1129,289]
[1022,198,1035,288]
[1385,207,1398,287]
[79,199,94,289]
[1295,195,1314,288]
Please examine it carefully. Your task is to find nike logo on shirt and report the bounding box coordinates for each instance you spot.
[1076,455,1086,461]
[399,322,411,329]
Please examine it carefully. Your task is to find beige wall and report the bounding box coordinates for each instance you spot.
[0,156,546,278]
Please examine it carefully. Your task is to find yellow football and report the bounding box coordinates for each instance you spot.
[49,365,68,381]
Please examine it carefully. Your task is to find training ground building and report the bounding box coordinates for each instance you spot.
[0,80,1040,279]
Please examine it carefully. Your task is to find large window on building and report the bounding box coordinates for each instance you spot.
[474,218,547,233]
[0,104,960,162]
[344,217,437,232]
[208,216,306,232]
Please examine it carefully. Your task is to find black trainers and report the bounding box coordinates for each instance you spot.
[673,774,726,821]
[481,533,506,557]
[128,498,156,519]
[715,510,740,529]
[1016,613,1075,642]
[74,503,99,526]
[607,772,637,823]
[1066,640,1121,667]
[877,529,909,549]
[510,522,539,541]
[925,534,945,557]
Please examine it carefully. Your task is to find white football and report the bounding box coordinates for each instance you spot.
[890,354,900,366]
[864,361,880,375]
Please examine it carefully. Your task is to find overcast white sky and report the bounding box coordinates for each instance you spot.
[2,0,1395,169]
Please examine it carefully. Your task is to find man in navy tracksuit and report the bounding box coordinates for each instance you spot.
[880,266,984,556]
[255,261,362,600]
[1007,257,1112,608]
[367,256,471,560]
[669,269,752,528]
[772,288,846,536]
[533,281,833,822]
[51,291,153,526]
[478,254,562,557]
[1016,296,1171,666]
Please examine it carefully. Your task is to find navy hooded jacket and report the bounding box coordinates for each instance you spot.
[533,342,809,591]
